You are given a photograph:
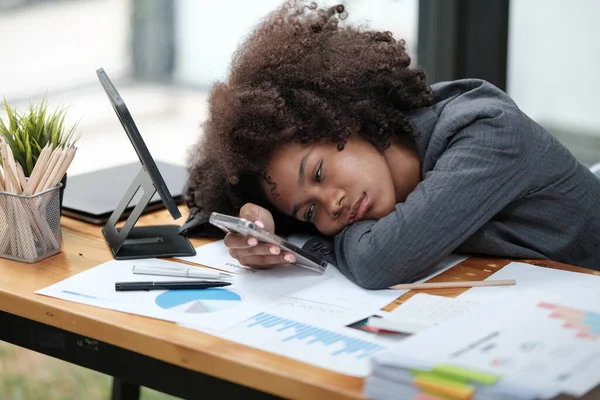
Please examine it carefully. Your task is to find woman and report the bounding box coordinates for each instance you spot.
[184,1,600,289]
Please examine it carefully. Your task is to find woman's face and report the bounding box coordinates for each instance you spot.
[261,135,418,236]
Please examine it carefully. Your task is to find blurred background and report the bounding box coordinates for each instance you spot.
[0,0,598,399]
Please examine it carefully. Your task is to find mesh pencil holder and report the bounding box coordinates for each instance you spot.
[0,183,63,263]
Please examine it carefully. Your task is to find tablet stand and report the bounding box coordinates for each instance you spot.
[102,167,196,260]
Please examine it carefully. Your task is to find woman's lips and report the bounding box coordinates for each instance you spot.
[348,193,369,224]
[355,194,370,222]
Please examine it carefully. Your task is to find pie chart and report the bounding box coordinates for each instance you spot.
[155,289,241,314]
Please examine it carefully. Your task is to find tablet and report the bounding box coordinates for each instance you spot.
[96,68,181,220]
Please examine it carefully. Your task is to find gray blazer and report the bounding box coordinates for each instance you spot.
[333,79,600,289]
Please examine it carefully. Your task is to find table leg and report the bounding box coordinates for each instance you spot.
[111,378,140,400]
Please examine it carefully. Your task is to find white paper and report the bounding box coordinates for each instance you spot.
[216,301,407,377]
[459,262,600,307]
[367,293,480,333]
[36,258,281,331]
[177,240,469,309]
[385,293,480,322]
[179,240,468,278]
[413,254,470,283]
[36,251,405,330]
[179,239,257,275]
[175,240,403,310]
[177,293,407,376]
[376,292,600,397]
[37,240,470,377]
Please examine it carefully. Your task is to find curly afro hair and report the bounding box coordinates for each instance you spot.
[185,0,435,233]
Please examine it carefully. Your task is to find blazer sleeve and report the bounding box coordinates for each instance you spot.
[333,104,530,289]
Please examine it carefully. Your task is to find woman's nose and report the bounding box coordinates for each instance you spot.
[322,188,345,218]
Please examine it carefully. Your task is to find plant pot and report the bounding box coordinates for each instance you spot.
[0,184,63,263]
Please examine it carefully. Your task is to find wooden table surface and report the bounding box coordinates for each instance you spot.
[1,206,598,400]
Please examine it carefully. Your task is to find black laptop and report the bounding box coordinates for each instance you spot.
[61,161,187,225]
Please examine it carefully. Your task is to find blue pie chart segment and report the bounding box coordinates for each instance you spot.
[155,289,241,314]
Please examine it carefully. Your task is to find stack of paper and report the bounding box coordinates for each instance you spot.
[364,293,600,400]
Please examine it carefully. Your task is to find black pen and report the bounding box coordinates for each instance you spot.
[115,280,231,292]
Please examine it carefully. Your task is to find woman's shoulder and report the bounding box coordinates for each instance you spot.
[414,78,529,138]
[431,78,499,91]
[409,78,525,136]
[408,78,535,165]
[430,78,517,111]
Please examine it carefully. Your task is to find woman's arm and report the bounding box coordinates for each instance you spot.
[334,105,530,289]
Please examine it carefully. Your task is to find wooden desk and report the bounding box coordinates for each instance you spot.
[1,208,598,400]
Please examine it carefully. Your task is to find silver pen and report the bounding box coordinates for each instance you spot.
[132,265,233,280]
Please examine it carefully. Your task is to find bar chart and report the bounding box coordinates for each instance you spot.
[538,302,600,340]
[223,311,388,376]
[247,312,385,357]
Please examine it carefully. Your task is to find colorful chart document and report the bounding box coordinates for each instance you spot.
[372,293,600,398]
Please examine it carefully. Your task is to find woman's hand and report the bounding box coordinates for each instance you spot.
[224,203,297,269]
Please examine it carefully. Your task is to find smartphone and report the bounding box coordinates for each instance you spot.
[209,212,328,274]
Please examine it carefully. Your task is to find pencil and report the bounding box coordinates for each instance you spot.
[24,143,51,195]
[6,144,38,257]
[41,147,68,192]
[48,146,76,189]
[0,140,21,193]
[33,147,61,194]
[389,279,516,290]
[15,163,28,193]
[0,165,5,192]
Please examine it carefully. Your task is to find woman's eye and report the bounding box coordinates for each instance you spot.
[304,204,315,222]
[315,164,322,183]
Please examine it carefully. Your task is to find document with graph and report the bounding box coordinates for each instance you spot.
[36,254,408,376]
[373,292,600,397]
[36,240,469,377]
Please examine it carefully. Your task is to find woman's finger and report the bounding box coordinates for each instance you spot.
[233,243,283,257]
[239,203,276,233]
[239,204,263,225]
[224,233,259,249]
[238,254,291,268]
[229,244,281,260]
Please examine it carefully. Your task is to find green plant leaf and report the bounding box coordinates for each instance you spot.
[11,131,28,173]
[24,138,33,175]
[0,97,80,176]
[3,98,20,133]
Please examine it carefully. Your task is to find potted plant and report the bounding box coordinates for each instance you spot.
[1,98,80,263]
[0,98,80,206]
